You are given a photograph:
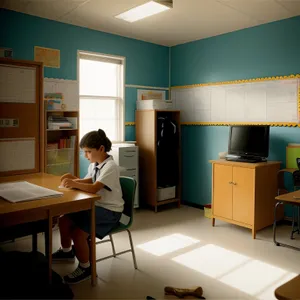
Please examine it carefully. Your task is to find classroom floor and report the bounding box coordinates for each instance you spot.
[2,205,300,300]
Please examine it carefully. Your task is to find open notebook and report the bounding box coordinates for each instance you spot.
[0,181,63,203]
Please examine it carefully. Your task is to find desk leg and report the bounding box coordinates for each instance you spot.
[273,201,281,246]
[90,202,96,286]
[273,201,300,251]
[48,212,53,284]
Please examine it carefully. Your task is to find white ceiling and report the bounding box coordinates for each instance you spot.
[1,0,300,46]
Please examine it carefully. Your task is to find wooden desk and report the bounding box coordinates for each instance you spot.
[275,275,300,300]
[273,190,300,251]
[0,173,100,286]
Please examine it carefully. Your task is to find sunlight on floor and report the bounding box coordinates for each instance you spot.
[219,259,297,298]
[172,244,251,278]
[172,243,297,299]
[136,233,200,256]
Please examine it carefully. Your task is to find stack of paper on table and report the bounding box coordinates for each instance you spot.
[0,181,63,203]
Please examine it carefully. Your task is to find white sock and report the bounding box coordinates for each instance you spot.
[62,246,72,252]
[80,261,90,269]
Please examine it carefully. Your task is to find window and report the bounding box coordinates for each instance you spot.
[79,51,125,142]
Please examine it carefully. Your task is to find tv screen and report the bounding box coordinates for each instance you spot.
[228,125,270,158]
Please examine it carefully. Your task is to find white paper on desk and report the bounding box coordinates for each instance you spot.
[0,181,63,203]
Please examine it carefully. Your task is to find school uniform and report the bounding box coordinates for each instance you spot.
[68,156,124,239]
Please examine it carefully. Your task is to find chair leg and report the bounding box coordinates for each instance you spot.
[291,206,296,240]
[126,229,138,269]
[45,229,49,258]
[297,207,300,234]
[109,235,116,257]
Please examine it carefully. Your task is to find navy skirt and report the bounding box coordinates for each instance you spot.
[67,206,122,239]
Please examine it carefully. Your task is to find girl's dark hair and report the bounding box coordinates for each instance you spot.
[79,129,112,152]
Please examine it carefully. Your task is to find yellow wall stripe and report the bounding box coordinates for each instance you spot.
[180,122,299,127]
[170,74,300,127]
[126,74,300,127]
[126,122,300,127]
[171,74,300,89]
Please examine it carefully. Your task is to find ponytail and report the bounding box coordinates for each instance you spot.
[79,129,112,152]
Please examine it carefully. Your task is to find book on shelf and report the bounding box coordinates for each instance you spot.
[0,181,63,203]
[47,136,76,150]
[48,115,73,130]
[59,138,71,149]
[70,135,76,148]
[49,124,73,130]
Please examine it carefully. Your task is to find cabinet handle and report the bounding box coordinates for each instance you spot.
[232,182,237,185]
[229,181,233,184]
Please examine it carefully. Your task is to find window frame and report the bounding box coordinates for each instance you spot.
[77,50,126,142]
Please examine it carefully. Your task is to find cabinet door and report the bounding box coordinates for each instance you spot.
[213,164,233,219]
[232,167,254,225]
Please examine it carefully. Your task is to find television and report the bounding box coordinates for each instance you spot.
[227,125,270,162]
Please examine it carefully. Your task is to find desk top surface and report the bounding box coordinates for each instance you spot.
[275,275,300,300]
[0,173,100,215]
[275,190,300,204]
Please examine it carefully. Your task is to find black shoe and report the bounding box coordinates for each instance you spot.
[52,247,75,263]
[63,264,91,285]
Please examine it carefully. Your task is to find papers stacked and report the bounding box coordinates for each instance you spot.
[0,181,63,203]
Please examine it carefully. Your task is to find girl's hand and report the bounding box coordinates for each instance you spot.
[60,173,73,181]
[61,178,76,189]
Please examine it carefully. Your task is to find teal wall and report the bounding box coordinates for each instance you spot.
[0,9,169,177]
[172,16,300,86]
[0,9,169,86]
[171,16,300,209]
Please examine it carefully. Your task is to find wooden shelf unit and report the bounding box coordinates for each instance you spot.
[210,159,283,238]
[0,58,44,176]
[136,110,181,212]
[44,110,79,177]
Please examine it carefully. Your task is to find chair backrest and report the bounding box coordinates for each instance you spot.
[120,176,137,226]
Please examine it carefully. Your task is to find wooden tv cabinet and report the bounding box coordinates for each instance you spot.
[209,159,283,239]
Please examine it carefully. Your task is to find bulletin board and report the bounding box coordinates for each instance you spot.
[34,46,60,68]
[171,75,300,126]
[0,58,43,176]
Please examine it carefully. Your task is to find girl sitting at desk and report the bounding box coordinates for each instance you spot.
[52,129,124,284]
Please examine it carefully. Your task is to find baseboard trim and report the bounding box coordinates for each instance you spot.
[182,201,204,210]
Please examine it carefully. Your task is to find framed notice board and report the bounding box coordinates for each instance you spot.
[0,58,44,176]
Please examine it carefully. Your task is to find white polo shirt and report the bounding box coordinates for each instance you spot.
[84,156,124,212]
